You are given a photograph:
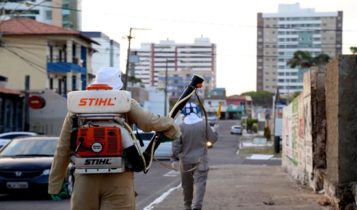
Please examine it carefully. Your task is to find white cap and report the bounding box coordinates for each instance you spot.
[92,67,123,90]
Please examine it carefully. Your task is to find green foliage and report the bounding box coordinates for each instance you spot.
[241,90,274,108]
[246,118,258,133]
[287,51,330,69]
[351,47,357,55]
[264,127,271,141]
[252,123,258,133]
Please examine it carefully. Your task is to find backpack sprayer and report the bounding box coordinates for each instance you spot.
[66,75,204,174]
[142,74,204,173]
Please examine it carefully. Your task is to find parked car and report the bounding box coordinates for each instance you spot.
[230,125,243,135]
[135,131,173,160]
[205,115,218,126]
[0,131,38,149]
[0,136,72,197]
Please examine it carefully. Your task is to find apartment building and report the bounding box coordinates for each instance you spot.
[0,0,81,30]
[130,37,216,99]
[0,18,96,94]
[257,3,342,94]
[81,31,120,73]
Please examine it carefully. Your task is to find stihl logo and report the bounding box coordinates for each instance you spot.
[84,158,112,165]
[78,98,115,106]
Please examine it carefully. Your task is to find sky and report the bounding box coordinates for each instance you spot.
[81,0,357,96]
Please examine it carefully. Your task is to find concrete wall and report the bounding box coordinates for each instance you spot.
[282,95,307,184]
[324,55,357,208]
[282,71,313,185]
[281,55,357,208]
[310,67,327,192]
[29,90,67,136]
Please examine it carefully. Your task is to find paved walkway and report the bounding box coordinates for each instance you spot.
[146,164,330,210]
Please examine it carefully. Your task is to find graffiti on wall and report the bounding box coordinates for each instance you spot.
[283,93,312,169]
[282,92,313,183]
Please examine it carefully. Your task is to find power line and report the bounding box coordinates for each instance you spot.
[4,47,47,75]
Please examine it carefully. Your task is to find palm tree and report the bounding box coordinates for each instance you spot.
[312,53,331,68]
[287,50,313,68]
[287,51,330,69]
[350,47,357,55]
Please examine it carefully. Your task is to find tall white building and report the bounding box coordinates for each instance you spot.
[257,3,342,94]
[81,32,120,74]
[130,37,216,99]
[0,0,81,30]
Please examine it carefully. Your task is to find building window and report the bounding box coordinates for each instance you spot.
[49,78,53,89]
[45,10,52,20]
[72,75,77,90]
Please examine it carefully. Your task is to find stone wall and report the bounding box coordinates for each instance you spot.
[325,55,357,209]
[282,72,313,185]
[310,68,327,192]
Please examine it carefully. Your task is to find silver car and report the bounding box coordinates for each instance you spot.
[135,131,173,160]
[0,131,38,149]
[230,125,242,135]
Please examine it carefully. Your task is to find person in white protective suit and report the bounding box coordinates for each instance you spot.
[171,102,218,210]
[48,67,181,210]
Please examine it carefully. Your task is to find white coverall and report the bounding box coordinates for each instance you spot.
[48,99,181,210]
[172,113,218,210]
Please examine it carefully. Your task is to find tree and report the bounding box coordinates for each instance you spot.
[312,53,331,68]
[287,50,330,69]
[351,47,357,55]
[241,90,274,108]
[287,50,313,68]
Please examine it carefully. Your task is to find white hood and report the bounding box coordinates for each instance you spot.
[183,113,202,125]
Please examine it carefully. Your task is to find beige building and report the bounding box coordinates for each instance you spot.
[257,3,342,94]
[0,18,96,94]
[0,0,81,30]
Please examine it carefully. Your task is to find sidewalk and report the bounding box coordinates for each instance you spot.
[147,131,329,210]
[148,164,330,210]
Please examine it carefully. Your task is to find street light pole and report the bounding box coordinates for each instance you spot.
[164,59,168,116]
[123,27,150,90]
[123,28,133,90]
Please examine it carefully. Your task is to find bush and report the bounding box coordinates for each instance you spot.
[264,127,271,141]
[252,123,258,133]
[246,118,258,133]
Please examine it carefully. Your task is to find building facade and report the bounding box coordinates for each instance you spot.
[0,18,96,95]
[81,32,120,73]
[0,0,81,30]
[130,37,216,100]
[256,3,342,95]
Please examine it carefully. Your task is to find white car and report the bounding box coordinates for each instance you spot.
[0,131,38,149]
[230,125,243,135]
[135,131,173,160]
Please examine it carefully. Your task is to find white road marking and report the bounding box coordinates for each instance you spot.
[143,184,181,210]
[163,170,180,177]
[246,154,274,160]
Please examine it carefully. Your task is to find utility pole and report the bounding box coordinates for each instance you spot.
[24,75,30,131]
[164,59,168,116]
[123,27,150,90]
[123,28,133,90]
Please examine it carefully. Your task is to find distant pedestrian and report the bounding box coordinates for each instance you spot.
[171,102,218,210]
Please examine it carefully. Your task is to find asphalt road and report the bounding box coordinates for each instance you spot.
[0,119,281,210]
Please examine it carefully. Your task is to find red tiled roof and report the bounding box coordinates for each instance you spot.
[227,95,245,100]
[0,18,79,35]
